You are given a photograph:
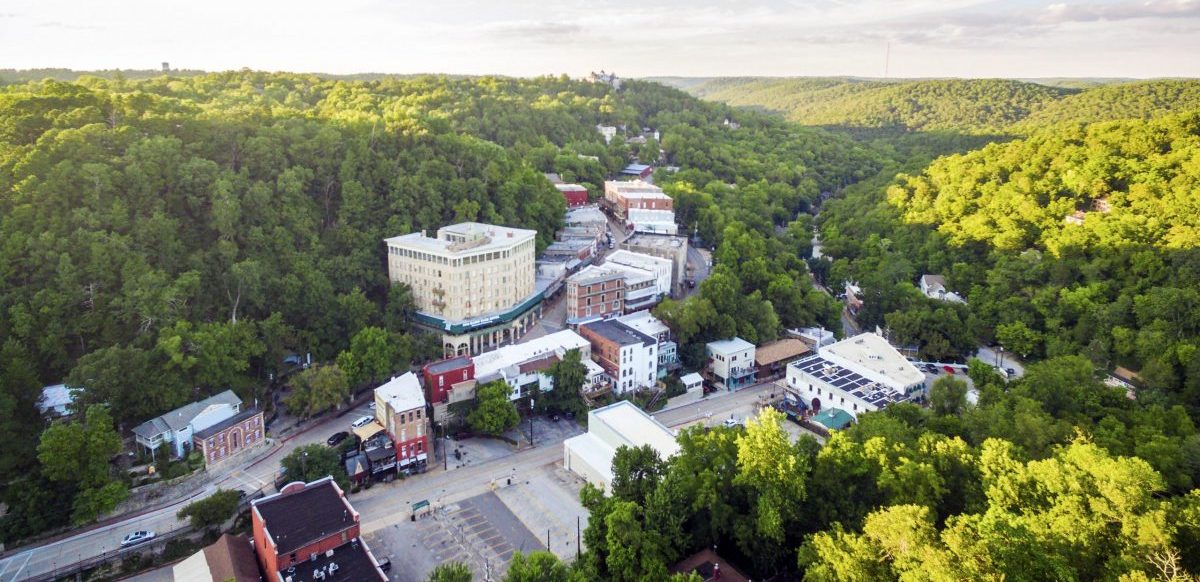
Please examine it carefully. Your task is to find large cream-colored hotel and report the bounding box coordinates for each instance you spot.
[385,223,542,357]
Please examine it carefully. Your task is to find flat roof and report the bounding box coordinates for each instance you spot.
[568,265,625,285]
[582,319,656,348]
[616,310,670,338]
[253,478,357,555]
[681,372,704,385]
[555,183,587,192]
[283,539,387,582]
[472,330,591,380]
[622,232,687,249]
[383,222,536,255]
[375,372,425,413]
[606,250,672,272]
[707,337,754,355]
[193,408,261,440]
[592,400,680,458]
[755,339,811,366]
[605,180,670,200]
[424,356,472,375]
[821,333,925,389]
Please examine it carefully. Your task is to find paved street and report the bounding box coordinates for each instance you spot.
[0,399,379,582]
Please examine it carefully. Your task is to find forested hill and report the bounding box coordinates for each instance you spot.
[670,76,1200,134]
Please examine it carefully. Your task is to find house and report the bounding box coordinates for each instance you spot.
[919,274,966,304]
[619,233,689,296]
[789,326,837,349]
[250,477,387,582]
[555,183,589,207]
[579,319,658,394]
[844,282,863,316]
[680,372,704,394]
[705,338,757,391]
[785,333,925,418]
[617,310,680,377]
[421,356,474,405]
[133,390,243,458]
[172,533,261,582]
[375,372,430,473]
[671,548,751,582]
[563,401,679,494]
[754,338,811,382]
[605,250,673,299]
[38,384,76,417]
[588,70,622,89]
[1105,366,1142,399]
[621,163,653,179]
[192,408,265,468]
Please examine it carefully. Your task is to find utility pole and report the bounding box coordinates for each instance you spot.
[577,516,581,559]
[442,423,448,471]
[529,398,535,447]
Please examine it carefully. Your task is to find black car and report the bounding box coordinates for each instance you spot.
[327,431,350,446]
[377,557,392,572]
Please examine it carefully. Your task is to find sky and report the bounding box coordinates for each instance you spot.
[2,0,1198,79]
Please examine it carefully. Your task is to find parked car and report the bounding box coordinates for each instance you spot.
[351,415,374,429]
[1006,367,1017,376]
[377,557,392,572]
[943,365,956,375]
[722,416,742,428]
[121,530,156,548]
[367,401,377,410]
[327,431,350,446]
[686,278,696,288]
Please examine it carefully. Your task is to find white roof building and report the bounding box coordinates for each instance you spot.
[374,372,425,413]
[605,250,673,296]
[563,400,680,494]
[38,384,77,416]
[616,310,671,341]
[785,332,925,418]
[626,208,679,235]
[470,330,597,400]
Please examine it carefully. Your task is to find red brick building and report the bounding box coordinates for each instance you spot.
[421,356,474,404]
[192,408,264,467]
[555,183,589,207]
[375,372,431,472]
[251,477,387,581]
[565,267,625,322]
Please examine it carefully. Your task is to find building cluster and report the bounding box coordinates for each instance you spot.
[564,250,673,322]
[564,400,679,494]
[173,477,388,581]
[132,390,265,468]
[603,180,677,235]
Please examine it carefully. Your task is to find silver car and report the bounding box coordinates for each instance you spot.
[121,530,156,548]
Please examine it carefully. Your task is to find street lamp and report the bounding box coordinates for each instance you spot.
[529,398,535,447]
[442,423,448,471]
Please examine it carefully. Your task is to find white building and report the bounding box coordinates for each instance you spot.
[596,125,617,144]
[563,400,680,494]
[385,222,541,356]
[919,274,966,304]
[626,208,679,235]
[133,390,243,458]
[706,338,757,390]
[680,372,704,394]
[605,250,673,297]
[617,310,680,378]
[579,319,658,394]
[471,330,599,400]
[785,332,926,418]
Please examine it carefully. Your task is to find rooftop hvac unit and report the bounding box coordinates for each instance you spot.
[326,548,335,558]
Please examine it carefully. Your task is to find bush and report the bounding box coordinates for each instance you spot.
[177,489,241,530]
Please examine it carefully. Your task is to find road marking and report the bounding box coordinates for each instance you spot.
[4,550,33,582]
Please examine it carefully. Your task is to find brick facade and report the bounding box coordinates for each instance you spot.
[193,409,264,467]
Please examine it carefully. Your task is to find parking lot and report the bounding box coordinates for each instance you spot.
[443,416,584,472]
[365,462,588,581]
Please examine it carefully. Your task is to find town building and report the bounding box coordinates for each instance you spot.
[422,330,606,422]
[617,310,680,378]
[555,183,589,207]
[192,408,265,468]
[619,233,689,295]
[564,205,608,231]
[754,338,811,382]
[705,338,757,391]
[844,282,863,316]
[919,274,966,303]
[385,222,541,357]
[563,400,679,494]
[621,163,654,179]
[173,533,261,582]
[133,390,243,458]
[672,549,751,582]
[605,250,672,298]
[681,372,704,394]
[603,180,673,219]
[784,332,925,418]
[811,408,855,432]
[543,239,596,263]
[790,326,837,349]
[374,372,430,473]
[579,319,657,394]
[250,477,387,582]
[37,383,76,417]
[565,266,625,323]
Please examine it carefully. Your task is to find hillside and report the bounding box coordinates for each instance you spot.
[678,76,1200,135]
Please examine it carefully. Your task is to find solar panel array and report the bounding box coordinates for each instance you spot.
[789,354,911,408]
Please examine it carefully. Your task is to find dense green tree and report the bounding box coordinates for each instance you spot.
[426,562,472,582]
[541,349,588,417]
[336,326,410,387]
[611,444,665,507]
[0,339,44,473]
[177,488,240,530]
[466,380,519,435]
[279,443,346,489]
[284,364,350,418]
[503,551,571,582]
